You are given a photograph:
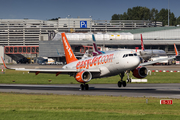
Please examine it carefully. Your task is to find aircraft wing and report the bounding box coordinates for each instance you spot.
[139,56,176,66]
[1,57,100,75]
[15,68,100,73]
[4,66,100,76]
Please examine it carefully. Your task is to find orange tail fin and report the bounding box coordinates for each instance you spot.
[61,33,78,64]
[174,43,179,56]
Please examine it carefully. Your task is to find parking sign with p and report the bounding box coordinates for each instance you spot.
[80,21,87,28]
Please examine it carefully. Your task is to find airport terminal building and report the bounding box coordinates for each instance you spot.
[0,18,180,63]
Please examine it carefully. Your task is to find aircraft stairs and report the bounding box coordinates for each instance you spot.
[6,54,25,62]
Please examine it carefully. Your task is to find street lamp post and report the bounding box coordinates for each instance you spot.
[168,0,169,26]
[68,15,71,32]
[89,16,92,32]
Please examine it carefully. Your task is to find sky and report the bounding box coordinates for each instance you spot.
[0,0,179,20]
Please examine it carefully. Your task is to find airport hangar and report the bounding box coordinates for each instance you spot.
[0,18,180,63]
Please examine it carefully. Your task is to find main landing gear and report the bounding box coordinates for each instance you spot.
[80,84,89,90]
[118,72,127,87]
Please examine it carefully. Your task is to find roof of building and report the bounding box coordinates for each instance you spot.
[116,26,180,34]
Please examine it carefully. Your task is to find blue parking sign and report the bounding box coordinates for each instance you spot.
[80,21,87,28]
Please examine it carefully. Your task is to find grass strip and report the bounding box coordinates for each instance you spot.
[0,70,180,84]
[0,93,180,120]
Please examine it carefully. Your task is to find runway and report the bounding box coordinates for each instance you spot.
[2,64,180,98]
[0,83,180,99]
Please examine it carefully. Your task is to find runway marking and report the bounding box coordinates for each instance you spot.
[151,70,180,72]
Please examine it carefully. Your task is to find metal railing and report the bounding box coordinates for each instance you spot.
[0,19,162,46]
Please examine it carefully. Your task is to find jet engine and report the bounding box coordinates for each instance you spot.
[75,70,92,83]
[132,66,148,78]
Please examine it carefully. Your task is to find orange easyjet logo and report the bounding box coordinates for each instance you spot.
[63,36,72,58]
[76,54,114,69]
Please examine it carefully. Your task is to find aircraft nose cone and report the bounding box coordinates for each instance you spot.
[125,56,141,70]
[133,56,141,67]
[132,56,140,68]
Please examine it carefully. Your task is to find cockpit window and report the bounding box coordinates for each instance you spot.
[134,53,137,56]
[123,53,138,58]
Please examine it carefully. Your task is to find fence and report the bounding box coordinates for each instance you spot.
[0,19,161,46]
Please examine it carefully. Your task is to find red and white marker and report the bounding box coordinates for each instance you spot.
[160,99,173,105]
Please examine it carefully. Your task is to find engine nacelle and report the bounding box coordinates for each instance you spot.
[75,71,92,83]
[132,66,148,79]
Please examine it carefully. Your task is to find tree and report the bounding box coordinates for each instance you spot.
[112,6,151,20]
[156,9,176,26]
[169,12,176,26]
[156,8,168,26]
[176,16,180,25]
[141,7,151,20]
[121,12,128,20]
[111,6,179,26]
[150,8,158,21]
[49,17,61,20]
[111,14,120,20]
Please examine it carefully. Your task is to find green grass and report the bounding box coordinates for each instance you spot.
[1,70,180,119]
[0,69,180,84]
[0,93,180,120]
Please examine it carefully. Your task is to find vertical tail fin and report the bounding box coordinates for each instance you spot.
[61,33,78,64]
[140,34,145,50]
[92,34,103,56]
[174,43,179,56]
[92,34,99,52]
[1,56,8,69]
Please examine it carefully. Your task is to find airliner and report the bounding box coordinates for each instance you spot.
[139,34,167,61]
[1,33,178,90]
[91,34,169,63]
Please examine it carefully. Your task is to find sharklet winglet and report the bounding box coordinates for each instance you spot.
[1,56,9,69]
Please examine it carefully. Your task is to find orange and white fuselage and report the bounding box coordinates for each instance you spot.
[60,33,141,78]
[63,50,140,78]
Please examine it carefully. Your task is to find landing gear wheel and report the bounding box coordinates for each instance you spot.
[80,84,84,90]
[122,81,126,87]
[118,81,122,87]
[85,84,89,90]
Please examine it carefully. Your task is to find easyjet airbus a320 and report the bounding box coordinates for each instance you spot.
[1,33,178,90]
